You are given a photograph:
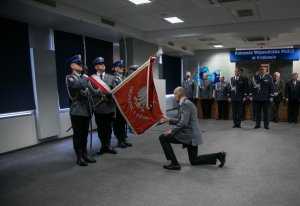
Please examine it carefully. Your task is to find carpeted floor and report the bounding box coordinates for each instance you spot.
[0,119,300,206]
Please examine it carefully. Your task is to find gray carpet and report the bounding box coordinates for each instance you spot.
[1,120,300,206]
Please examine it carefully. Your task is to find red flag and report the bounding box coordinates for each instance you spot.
[111,57,163,135]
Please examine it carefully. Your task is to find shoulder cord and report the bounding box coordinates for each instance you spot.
[65,75,78,100]
[230,78,237,94]
[88,80,101,94]
[252,75,261,93]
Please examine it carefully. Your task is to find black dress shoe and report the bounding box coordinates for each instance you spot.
[83,155,96,163]
[264,126,270,130]
[123,140,132,147]
[237,125,241,128]
[118,142,127,148]
[254,125,260,129]
[76,158,88,167]
[106,147,117,154]
[218,152,226,168]
[163,163,181,170]
[97,147,106,155]
[232,125,237,128]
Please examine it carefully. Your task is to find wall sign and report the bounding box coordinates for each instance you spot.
[230,48,300,62]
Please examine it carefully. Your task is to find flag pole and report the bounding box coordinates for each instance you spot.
[80,16,93,157]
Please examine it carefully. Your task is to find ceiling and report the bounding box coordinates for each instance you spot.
[1,0,300,55]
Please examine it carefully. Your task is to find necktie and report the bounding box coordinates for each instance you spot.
[100,74,103,80]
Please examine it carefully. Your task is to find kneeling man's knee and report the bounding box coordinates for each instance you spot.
[159,134,165,142]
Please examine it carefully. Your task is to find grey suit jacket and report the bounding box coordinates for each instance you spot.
[215,81,230,101]
[91,73,116,114]
[199,80,213,99]
[169,98,203,146]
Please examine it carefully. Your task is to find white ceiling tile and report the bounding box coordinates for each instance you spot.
[258,6,300,21]
[158,0,199,10]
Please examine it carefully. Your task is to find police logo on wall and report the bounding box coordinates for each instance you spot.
[193,67,221,85]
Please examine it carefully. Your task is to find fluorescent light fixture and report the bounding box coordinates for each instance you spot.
[164,17,184,24]
[212,44,223,48]
[128,0,151,5]
[174,33,200,38]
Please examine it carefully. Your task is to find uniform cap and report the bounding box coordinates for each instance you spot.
[92,57,105,67]
[113,60,124,68]
[67,54,82,65]
[129,65,139,71]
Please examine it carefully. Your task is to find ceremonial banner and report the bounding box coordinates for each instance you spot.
[111,57,163,135]
[89,74,111,94]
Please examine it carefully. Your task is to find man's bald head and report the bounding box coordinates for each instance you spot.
[173,87,186,103]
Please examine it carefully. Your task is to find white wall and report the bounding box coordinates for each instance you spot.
[132,39,159,79]
[0,114,37,153]
[293,60,300,75]
[166,95,178,111]
[154,79,166,114]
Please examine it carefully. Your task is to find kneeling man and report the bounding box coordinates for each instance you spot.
[159,87,226,170]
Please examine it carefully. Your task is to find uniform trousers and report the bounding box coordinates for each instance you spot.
[231,101,243,126]
[159,134,218,165]
[113,108,127,140]
[270,97,282,122]
[288,100,300,123]
[70,115,90,152]
[201,99,212,119]
[217,100,229,119]
[255,101,270,127]
[95,112,114,148]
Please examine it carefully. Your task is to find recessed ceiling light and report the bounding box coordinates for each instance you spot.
[128,0,151,5]
[164,17,184,24]
[212,44,223,48]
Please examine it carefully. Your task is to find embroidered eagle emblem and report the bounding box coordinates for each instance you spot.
[134,86,147,112]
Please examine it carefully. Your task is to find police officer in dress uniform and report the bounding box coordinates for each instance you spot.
[249,66,274,129]
[215,76,230,120]
[90,57,117,155]
[182,71,196,104]
[270,72,284,123]
[239,68,249,121]
[112,60,132,148]
[228,68,248,128]
[198,73,213,119]
[128,64,139,76]
[285,73,300,123]
[65,54,96,166]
